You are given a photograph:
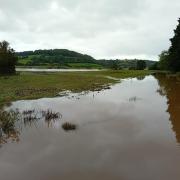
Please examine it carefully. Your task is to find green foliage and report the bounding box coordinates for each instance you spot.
[0,41,17,74]
[168,18,180,72]
[17,49,96,67]
[157,19,180,72]
[17,49,155,69]
[149,62,159,70]
[158,51,169,70]
[136,60,146,70]
[97,59,154,69]
[111,60,120,70]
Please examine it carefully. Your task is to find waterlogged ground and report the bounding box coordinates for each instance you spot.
[0,74,180,180]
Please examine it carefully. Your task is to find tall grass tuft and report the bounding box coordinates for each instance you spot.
[62,122,77,131]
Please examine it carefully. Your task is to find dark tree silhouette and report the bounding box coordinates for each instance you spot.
[111,60,119,70]
[158,50,169,70]
[0,41,17,74]
[168,18,180,72]
[136,60,146,70]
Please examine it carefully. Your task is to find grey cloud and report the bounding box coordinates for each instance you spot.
[0,0,180,60]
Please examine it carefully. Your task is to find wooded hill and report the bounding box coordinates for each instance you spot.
[17,49,155,69]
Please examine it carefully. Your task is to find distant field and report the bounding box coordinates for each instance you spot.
[67,63,103,69]
[0,70,152,106]
[18,59,103,69]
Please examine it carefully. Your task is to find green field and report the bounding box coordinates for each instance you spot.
[18,59,103,69]
[67,63,103,69]
[0,70,152,106]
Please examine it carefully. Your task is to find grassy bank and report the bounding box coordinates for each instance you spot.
[16,62,103,69]
[0,70,152,106]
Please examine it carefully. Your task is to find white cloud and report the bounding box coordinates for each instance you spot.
[0,0,180,60]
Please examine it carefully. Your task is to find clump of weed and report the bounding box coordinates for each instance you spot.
[42,110,62,122]
[22,110,35,115]
[0,110,19,134]
[62,122,77,131]
[0,110,20,144]
[22,109,39,126]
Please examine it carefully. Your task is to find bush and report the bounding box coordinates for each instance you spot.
[0,41,17,74]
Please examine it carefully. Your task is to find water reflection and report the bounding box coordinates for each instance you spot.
[155,74,180,144]
[136,76,146,81]
[1,75,180,180]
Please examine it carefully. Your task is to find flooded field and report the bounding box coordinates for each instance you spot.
[0,74,180,180]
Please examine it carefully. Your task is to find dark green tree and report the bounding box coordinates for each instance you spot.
[0,41,17,74]
[136,60,146,70]
[168,18,180,72]
[111,60,119,70]
[158,50,169,70]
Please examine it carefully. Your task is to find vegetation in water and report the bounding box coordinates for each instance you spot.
[42,110,62,122]
[0,109,62,145]
[62,122,77,131]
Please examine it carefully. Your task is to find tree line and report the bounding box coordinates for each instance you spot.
[151,18,180,72]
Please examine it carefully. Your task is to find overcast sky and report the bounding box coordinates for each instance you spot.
[0,0,180,60]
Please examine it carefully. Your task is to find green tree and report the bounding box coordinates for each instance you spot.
[158,50,169,70]
[168,18,180,72]
[136,60,146,70]
[149,62,159,70]
[111,60,119,70]
[0,41,17,74]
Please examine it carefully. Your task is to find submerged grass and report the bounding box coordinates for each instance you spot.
[0,70,152,106]
[0,110,18,134]
[42,110,62,122]
[0,109,63,144]
[62,122,77,131]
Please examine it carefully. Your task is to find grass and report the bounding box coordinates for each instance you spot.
[67,63,103,69]
[17,63,103,69]
[0,70,152,106]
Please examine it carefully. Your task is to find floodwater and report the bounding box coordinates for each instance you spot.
[16,68,100,72]
[0,74,180,180]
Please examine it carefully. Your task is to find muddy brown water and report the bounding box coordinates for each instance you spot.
[0,74,180,180]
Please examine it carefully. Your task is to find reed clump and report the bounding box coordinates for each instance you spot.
[62,122,77,131]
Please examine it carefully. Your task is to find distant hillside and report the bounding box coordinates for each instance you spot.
[17,49,98,68]
[16,49,156,69]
